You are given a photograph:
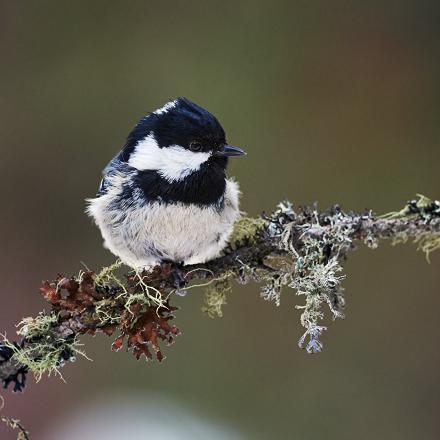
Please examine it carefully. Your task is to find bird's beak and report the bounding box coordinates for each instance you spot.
[215,144,246,157]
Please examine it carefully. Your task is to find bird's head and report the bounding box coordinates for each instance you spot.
[121,97,245,182]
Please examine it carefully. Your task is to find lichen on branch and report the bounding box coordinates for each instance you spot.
[1,195,439,392]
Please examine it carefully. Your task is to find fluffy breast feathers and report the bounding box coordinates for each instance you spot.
[86,174,240,269]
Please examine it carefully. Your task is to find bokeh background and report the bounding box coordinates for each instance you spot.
[1,1,439,439]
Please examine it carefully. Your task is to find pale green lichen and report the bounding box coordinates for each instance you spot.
[200,272,234,318]
[132,272,166,309]
[287,214,350,324]
[94,271,166,326]
[2,261,172,383]
[2,312,90,382]
[414,233,440,263]
[94,298,122,325]
[258,195,439,353]
[250,202,353,352]
[229,216,267,249]
[260,271,292,306]
[382,195,440,261]
[390,231,410,246]
[380,194,435,220]
[292,258,344,298]
[292,257,346,321]
[124,291,152,314]
[93,259,168,320]
[202,277,232,318]
[16,313,58,339]
[93,259,127,295]
[390,229,440,262]
[2,334,88,383]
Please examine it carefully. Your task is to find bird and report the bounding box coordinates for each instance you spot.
[86,97,246,271]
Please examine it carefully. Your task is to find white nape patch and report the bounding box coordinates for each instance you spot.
[128,134,211,182]
[153,100,177,115]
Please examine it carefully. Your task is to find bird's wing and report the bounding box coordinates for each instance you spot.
[98,150,127,194]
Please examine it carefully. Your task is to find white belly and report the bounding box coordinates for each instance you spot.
[87,178,240,269]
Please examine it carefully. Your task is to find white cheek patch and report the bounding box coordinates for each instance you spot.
[153,100,177,115]
[158,146,211,182]
[128,134,211,182]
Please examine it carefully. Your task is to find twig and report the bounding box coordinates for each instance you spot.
[0,396,30,439]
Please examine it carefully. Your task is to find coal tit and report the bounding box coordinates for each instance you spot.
[87,98,246,270]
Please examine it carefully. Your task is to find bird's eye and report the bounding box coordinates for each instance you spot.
[189,141,203,152]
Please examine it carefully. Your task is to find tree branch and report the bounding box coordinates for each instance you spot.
[1,195,439,392]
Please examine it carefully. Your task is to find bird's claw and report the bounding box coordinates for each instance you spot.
[160,261,186,292]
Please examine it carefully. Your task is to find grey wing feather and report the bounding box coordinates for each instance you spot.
[98,150,126,194]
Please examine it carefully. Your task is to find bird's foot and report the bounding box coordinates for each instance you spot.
[160,261,186,292]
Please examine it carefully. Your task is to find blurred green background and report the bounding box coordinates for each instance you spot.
[0,1,439,439]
